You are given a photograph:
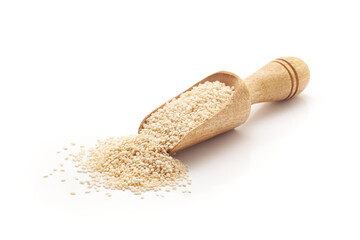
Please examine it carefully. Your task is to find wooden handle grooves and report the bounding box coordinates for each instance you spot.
[273,58,300,100]
[244,56,310,104]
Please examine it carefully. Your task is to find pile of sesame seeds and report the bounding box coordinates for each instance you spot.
[44,81,234,198]
[83,135,189,194]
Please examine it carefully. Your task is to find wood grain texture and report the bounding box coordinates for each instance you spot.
[138,56,310,153]
[244,57,310,104]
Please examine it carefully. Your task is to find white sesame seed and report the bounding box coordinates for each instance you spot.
[51,81,232,196]
[70,192,76,195]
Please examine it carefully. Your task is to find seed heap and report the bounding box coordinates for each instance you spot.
[140,81,234,151]
[82,135,189,193]
[45,81,234,197]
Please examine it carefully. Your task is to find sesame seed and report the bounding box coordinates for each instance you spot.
[61,179,66,182]
[140,81,234,152]
[43,175,48,178]
[47,81,232,196]
[70,192,76,195]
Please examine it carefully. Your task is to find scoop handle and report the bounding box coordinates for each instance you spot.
[244,57,310,104]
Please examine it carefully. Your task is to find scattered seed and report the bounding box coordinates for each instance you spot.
[46,82,232,196]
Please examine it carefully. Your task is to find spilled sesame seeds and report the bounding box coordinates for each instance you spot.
[80,135,189,193]
[44,81,234,198]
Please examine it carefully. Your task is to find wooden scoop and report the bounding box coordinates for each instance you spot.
[139,57,310,154]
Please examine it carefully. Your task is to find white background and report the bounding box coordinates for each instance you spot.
[0,0,359,239]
